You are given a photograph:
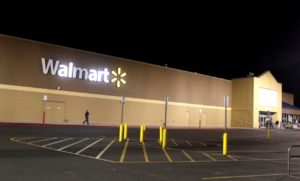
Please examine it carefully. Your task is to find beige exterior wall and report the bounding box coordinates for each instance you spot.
[253,71,282,128]
[282,108,300,115]
[232,71,282,128]
[4,34,292,129]
[0,84,231,128]
[282,93,300,116]
[0,34,232,128]
[0,35,231,106]
[283,92,294,105]
[231,78,254,128]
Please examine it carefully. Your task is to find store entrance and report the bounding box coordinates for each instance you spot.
[259,111,275,128]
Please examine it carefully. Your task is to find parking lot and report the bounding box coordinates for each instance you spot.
[1,124,300,180]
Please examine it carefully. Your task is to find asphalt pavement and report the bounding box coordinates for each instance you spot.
[1,124,300,180]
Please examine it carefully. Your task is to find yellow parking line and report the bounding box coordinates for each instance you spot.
[181,150,195,162]
[202,173,286,180]
[120,139,129,162]
[163,148,173,162]
[202,152,216,161]
[142,142,149,162]
[227,155,237,161]
[171,139,178,146]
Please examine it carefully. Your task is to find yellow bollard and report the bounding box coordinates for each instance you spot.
[119,124,123,142]
[140,125,144,142]
[159,126,163,144]
[123,123,128,140]
[267,126,270,140]
[222,132,228,156]
[162,128,167,148]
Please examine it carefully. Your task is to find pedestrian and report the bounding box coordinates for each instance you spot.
[83,110,90,125]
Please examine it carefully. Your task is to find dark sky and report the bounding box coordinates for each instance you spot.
[2,2,300,105]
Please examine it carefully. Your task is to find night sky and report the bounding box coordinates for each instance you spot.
[2,3,300,105]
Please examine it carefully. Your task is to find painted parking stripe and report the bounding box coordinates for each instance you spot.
[14,137,34,141]
[10,137,24,141]
[11,137,248,163]
[181,150,195,162]
[142,142,149,162]
[200,141,207,146]
[202,152,216,161]
[42,138,73,147]
[29,137,57,144]
[227,155,237,161]
[120,139,129,162]
[171,139,178,146]
[162,148,172,162]
[185,141,192,146]
[96,139,116,159]
[76,138,103,154]
[58,138,89,151]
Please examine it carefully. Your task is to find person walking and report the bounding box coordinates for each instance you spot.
[83,110,90,125]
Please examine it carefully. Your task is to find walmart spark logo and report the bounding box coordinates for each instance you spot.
[111,67,126,88]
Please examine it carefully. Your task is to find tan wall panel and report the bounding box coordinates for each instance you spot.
[231,110,253,128]
[283,108,300,115]
[0,89,43,123]
[282,92,294,105]
[122,101,164,126]
[254,71,282,127]
[46,94,121,125]
[0,85,231,128]
[0,35,231,107]
[231,78,253,127]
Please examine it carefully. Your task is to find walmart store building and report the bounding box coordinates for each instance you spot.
[0,34,293,128]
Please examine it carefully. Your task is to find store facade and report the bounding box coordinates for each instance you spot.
[0,35,232,128]
[282,93,300,128]
[231,71,282,128]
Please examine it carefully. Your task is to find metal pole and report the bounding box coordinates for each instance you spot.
[267,110,270,139]
[164,96,169,128]
[121,96,125,124]
[224,96,228,132]
[288,146,291,176]
[223,96,229,156]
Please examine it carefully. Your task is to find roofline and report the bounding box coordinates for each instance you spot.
[0,34,231,82]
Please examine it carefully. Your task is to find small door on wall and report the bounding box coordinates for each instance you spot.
[44,101,65,124]
[185,111,191,127]
[200,112,207,128]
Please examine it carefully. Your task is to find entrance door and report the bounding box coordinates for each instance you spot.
[259,115,267,128]
[44,101,65,124]
[259,111,275,128]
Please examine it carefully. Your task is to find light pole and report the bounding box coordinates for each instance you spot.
[120,96,125,124]
[223,96,229,156]
[161,96,169,148]
[267,110,271,139]
[164,96,169,128]
[119,96,126,142]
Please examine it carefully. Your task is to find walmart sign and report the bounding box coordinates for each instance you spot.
[41,58,126,87]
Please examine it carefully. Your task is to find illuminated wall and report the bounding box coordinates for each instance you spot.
[253,71,282,128]
[231,77,254,127]
[232,71,282,128]
[0,34,232,128]
[283,92,294,105]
